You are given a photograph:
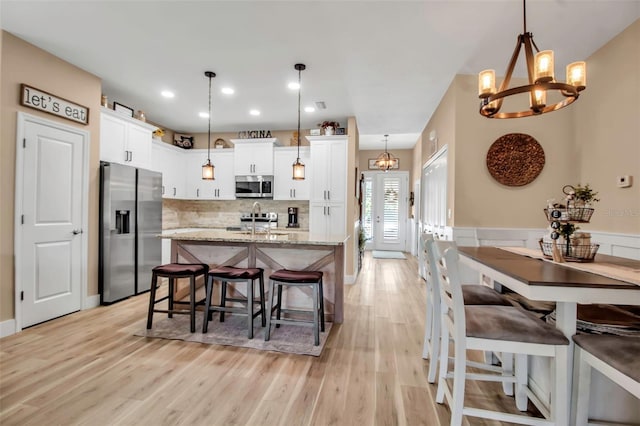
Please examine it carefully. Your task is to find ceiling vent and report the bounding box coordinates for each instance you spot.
[314,101,326,110]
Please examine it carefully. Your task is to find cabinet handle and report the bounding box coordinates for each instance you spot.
[129,151,133,162]
[197,188,200,197]
[173,187,176,196]
[327,190,330,200]
[327,206,330,215]
[293,189,296,198]
[162,185,165,195]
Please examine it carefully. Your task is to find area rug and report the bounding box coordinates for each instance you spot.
[372,250,406,259]
[135,314,332,357]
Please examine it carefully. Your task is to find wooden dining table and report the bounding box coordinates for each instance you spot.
[457,246,640,425]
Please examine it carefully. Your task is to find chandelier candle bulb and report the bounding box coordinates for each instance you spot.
[534,50,555,83]
[566,61,587,89]
[530,89,547,111]
[478,69,496,97]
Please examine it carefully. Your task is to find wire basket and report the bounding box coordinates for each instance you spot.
[539,239,600,262]
[544,207,594,223]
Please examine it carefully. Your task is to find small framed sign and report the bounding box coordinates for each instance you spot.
[113,102,134,118]
[20,84,89,125]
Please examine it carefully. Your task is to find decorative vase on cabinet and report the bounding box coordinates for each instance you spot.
[324,127,335,136]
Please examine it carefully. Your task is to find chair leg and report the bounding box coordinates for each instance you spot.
[312,283,320,346]
[275,283,283,328]
[553,345,571,426]
[515,353,528,411]
[220,280,227,322]
[427,300,440,384]
[450,339,467,426]
[436,322,450,404]
[264,279,276,341]
[575,347,592,426]
[319,278,325,332]
[422,287,433,360]
[146,272,158,329]
[203,275,214,333]
[259,274,266,327]
[247,279,254,339]
[189,274,196,333]
[502,352,514,396]
[168,277,174,318]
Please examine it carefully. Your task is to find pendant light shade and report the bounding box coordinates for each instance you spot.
[292,63,306,180]
[478,0,586,118]
[202,71,216,180]
[375,134,397,172]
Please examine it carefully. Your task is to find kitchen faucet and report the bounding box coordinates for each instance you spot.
[251,201,261,237]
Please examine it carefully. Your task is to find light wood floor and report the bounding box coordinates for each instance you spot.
[0,252,540,425]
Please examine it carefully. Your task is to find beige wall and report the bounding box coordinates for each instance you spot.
[574,20,640,233]
[415,19,639,234]
[1,32,102,321]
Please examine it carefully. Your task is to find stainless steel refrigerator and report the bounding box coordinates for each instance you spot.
[99,162,162,304]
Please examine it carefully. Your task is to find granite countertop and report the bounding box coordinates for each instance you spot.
[160,228,347,246]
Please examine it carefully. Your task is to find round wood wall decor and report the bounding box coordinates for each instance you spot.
[486,133,545,186]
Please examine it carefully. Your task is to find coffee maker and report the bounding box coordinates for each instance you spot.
[287,207,299,228]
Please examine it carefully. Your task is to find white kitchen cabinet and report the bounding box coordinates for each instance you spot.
[273,147,310,200]
[183,149,235,200]
[307,136,348,237]
[309,202,346,236]
[231,138,277,176]
[152,140,185,199]
[308,136,347,204]
[100,108,156,169]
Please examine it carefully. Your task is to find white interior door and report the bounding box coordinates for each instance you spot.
[16,114,87,328]
[371,172,408,252]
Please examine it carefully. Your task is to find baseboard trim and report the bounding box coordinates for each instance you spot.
[84,294,100,310]
[0,319,17,338]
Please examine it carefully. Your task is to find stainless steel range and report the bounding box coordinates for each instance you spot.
[240,212,278,232]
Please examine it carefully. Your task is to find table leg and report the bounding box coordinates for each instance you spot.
[552,301,576,426]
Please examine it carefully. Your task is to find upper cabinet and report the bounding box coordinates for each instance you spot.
[100,108,156,169]
[152,140,185,199]
[273,147,311,200]
[231,138,278,176]
[183,149,235,200]
[308,136,347,204]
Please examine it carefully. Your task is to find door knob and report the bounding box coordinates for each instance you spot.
[72,229,83,235]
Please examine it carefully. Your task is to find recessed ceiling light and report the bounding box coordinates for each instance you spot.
[199,112,209,118]
[288,82,300,90]
[221,87,234,95]
[161,90,175,98]
[304,106,315,113]
[249,109,261,116]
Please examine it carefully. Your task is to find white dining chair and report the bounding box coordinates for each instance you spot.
[433,241,570,426]
[573,334,640,426]
[421,234,511,385]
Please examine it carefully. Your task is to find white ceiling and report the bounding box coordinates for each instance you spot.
[2,1,638,150]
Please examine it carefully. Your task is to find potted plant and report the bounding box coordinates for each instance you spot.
[573,184,599,207]
[319,121,340,136]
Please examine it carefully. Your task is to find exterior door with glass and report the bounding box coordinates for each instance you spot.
[363,172,408,252]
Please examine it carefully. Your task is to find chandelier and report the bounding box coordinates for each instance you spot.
[478,0,586,119]
[374,134,397,171]
[202,71,216,180]
[292,63,306,180]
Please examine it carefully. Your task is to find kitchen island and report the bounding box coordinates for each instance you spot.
[161,229,348,323]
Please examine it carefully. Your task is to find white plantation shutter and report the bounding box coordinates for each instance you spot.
[363,177,373,240]
[382,177,400,241]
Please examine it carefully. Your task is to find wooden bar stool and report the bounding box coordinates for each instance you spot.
[203,266,265,339]
[573,334,640,426]
[265,269,324,346]
[147,263,209,333]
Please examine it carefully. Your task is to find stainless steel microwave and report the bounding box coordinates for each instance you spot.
[235,175,274,198]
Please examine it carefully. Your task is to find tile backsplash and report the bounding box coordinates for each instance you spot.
[163,199,309,230]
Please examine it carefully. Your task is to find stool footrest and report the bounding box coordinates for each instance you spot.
[270,318,316,327]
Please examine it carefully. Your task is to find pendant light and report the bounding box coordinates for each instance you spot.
[375,134,397,172]
[478,0,586,118]
[292,63,306,180]
[202,71,216,180]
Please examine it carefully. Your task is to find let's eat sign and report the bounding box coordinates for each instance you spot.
[21,84,89,125]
